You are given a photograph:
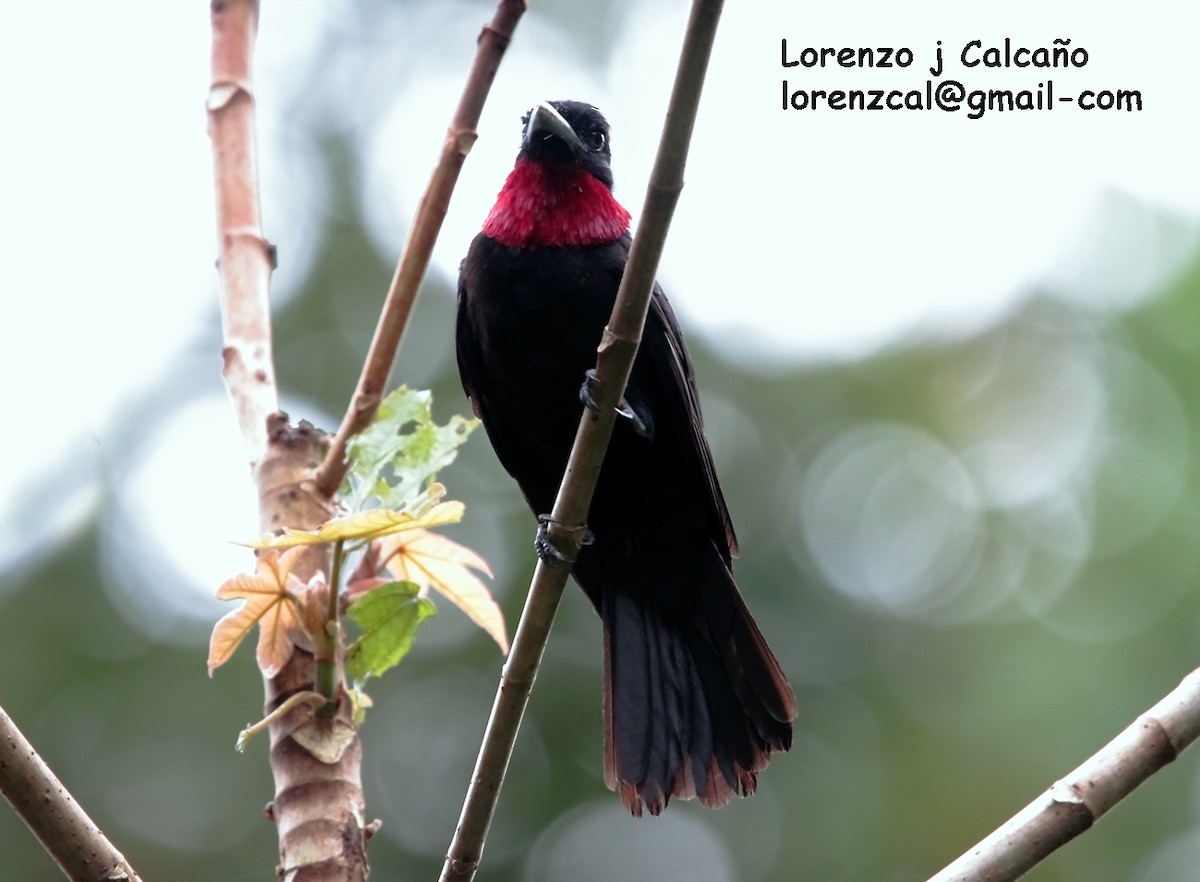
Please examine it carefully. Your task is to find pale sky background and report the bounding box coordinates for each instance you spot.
[1,0,1197,621]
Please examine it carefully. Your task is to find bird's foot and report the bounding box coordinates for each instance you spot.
[579,369,649,438]
[535,515,594,565]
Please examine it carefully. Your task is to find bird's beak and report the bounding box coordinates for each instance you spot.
[524,101,581,153]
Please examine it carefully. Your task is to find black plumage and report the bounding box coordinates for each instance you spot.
[456,100,795,815]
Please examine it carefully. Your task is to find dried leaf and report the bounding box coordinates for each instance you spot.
[378,529,507,654]
[291,715,358,764]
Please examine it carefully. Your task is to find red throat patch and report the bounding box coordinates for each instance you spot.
[482,157,631,248]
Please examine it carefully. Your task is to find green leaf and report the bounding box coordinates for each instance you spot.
[345,581,437,681]
[341,386,479,512]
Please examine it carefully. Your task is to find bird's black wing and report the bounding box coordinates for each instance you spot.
[638,279,739,560]
[455,263,516,475]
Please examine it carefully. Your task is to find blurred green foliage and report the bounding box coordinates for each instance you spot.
[4,184,1199,878]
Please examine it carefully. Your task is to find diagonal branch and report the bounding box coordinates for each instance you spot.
[926,666,1200,882]
[0,704,144,882]
[438,2,726,880]
[313,0,528,499]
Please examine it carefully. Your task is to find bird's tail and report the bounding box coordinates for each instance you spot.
[589,540,796,816]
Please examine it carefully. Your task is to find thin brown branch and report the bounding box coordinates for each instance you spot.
[0,704,144,882]
[313,0,528,499]
[209,0,278,460]
[926,666,1200,882]
[209,4,367,880]
[438,2,725,879]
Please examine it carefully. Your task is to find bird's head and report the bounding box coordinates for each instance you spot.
[482,100,630,249]
[518,100,615,191]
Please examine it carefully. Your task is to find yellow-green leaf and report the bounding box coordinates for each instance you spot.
[244,498,465,549]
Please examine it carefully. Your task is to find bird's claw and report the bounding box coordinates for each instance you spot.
[579,369,649,438]
[579,369,603,412]
[615,401,649,438]
[536,515,594,565]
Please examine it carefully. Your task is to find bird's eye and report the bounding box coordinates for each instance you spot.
[587,129,607,151]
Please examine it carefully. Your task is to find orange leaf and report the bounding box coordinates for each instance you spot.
[378,529,507,654]
[208,546,309,677]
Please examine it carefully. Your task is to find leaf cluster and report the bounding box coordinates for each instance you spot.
[209,387,505,697]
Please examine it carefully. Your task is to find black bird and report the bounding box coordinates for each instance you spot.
[456,100,796,816]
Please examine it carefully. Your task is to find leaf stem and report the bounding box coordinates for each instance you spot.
[315,539,346,714]
[236,691,327,752]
